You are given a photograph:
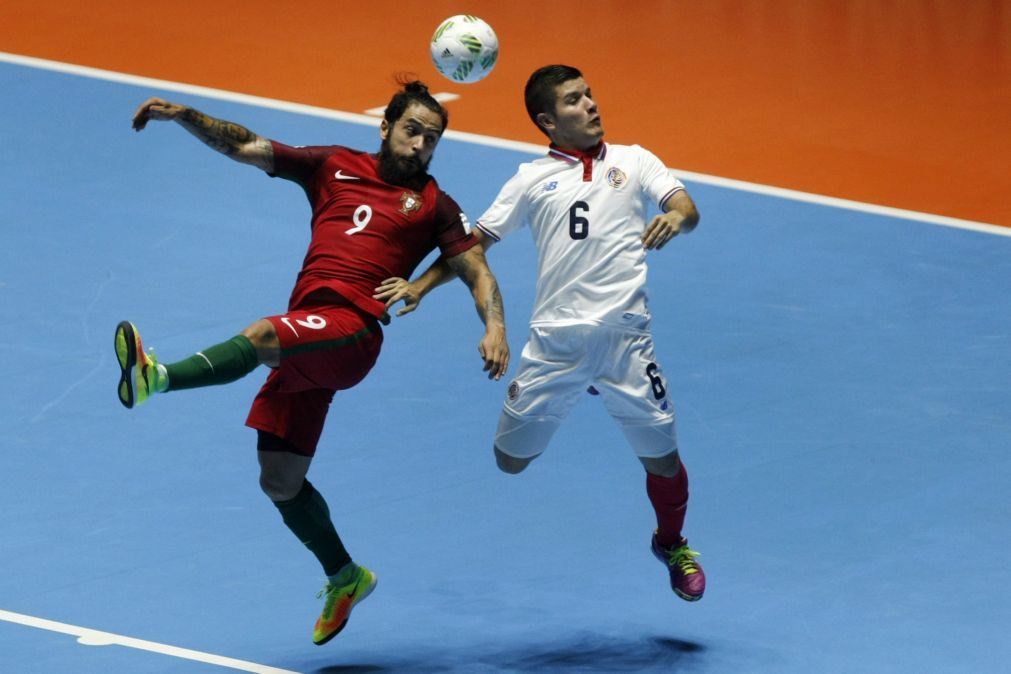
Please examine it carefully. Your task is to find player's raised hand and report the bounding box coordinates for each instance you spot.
[132,97,186,131]
[373,277,423,317]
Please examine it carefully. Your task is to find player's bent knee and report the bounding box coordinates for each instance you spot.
[621,419,678,465]
[258,463,307,501]
[495,446,537,474]
[241,318,275,344]
[259,472,294,501]
[257,433,311,501]
[242,319,281,367]
[494,413,558,466]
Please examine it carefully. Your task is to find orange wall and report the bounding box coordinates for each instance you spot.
[2,0,1007,225]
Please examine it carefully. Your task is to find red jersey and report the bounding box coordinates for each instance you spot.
[269,142,477,318]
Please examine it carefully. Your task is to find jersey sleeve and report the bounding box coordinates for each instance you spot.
[268,141,339,186]
[636,145,686,210]
[433,191,479,258]
[475,171,529,242]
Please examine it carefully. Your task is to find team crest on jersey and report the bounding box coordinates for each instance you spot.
[606,167,628,189]
[507,381,521,402]
[399,191,423,215]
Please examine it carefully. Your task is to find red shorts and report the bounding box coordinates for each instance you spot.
[245,297,383,456]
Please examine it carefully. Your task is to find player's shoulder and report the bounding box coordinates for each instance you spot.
[427,179,464,211]
[425,173,449,198]
[509,155,557,184]
[526,152,562,169]
[293,144,370,166]
[605,142,653,159]
[282,143,354,154]
[282,144,368,169]
[605,143,669,178]
[326,145,372,161]
[432,181,458,204]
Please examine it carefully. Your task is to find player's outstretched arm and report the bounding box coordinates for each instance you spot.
[642,190,701,250]
[374,229,496,317]
[375,237,507,378]
[131,97,274,172]
[373,260,451,318]
[446,244,509,380]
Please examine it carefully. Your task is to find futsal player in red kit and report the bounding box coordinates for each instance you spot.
[116,81,509,645]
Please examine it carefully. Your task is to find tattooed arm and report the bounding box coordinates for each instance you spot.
[375,229,497,318]
[373,229,508,378]
[131,97,274,172]
[446,242,509,380]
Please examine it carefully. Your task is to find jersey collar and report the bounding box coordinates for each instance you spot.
[548,143,607,182]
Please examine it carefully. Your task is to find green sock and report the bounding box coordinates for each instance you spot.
[164,335,259,391]
[274,480,352,577]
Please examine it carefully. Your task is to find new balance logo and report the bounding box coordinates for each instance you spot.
[334,170,360,180]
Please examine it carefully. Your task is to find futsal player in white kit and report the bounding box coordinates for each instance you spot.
[374,64,705,601]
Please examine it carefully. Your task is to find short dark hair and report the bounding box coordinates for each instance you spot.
[384,79,449,132]
[524,65,583,137]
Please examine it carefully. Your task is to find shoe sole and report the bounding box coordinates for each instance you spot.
[313,572,378,646]
[674,588,704,602]
[115,321,138,409]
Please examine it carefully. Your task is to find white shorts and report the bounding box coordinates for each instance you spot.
[496,322,678,459]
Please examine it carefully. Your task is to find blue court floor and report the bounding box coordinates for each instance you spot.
[1,60,1010,673]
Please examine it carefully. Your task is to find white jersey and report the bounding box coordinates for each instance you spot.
[476,143,683,328]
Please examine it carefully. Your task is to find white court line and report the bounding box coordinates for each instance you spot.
[364,91,460,116]
[0,609,300,674]
[1,50,1008,237]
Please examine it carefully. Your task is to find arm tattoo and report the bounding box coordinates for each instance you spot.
[447,254,473,293]
[483,280,505,325]
[449,253,505,326]
[179,108,258,157]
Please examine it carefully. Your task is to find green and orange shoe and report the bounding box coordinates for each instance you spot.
[312,564,377,646]
[114,321,165,409]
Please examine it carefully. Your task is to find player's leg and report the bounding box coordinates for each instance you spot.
[253,388,343,573]
[247,302,383,644]
[640,448,703,601]
[114,318,272,408]
[250,383,377,645]
[248,299,382,579]
[638,448,688,548]
[617,421,705,602]
[594,329,705,601]
[493,412,561,474]
[256,427,376,645]
[494,326,587,473]
[257,431,345,571]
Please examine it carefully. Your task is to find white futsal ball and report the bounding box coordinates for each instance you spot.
[430,15,499,84]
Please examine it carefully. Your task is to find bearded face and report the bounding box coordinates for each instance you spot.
[376,102,443,190]
[377,137,432,189]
